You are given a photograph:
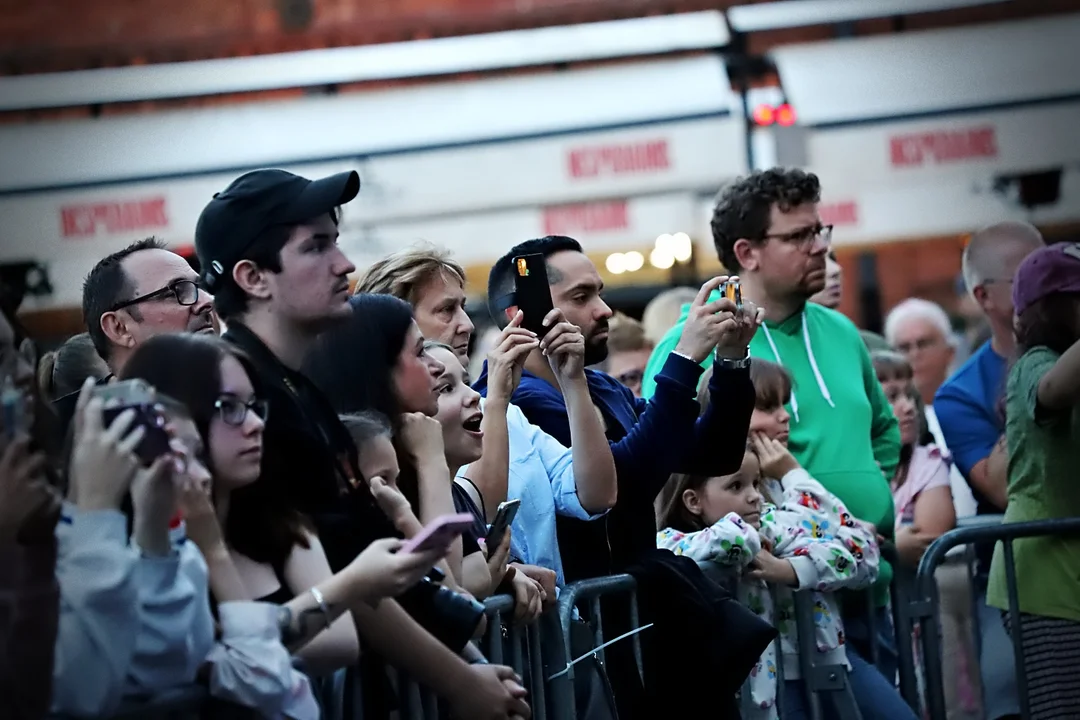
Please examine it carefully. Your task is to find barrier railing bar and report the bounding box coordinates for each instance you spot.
[1002,539,1030,720]
[588,597,605,667]
[628,590,644,682]
[913,517,1080,720]
[527,621,547,719]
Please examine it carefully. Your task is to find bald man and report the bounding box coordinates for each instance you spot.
[933,220,1044,720]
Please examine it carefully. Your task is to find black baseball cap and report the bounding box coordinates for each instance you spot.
[194,168,361,291]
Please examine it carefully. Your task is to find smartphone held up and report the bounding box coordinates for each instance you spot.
[512,254,556,336]
[91,379,174,465]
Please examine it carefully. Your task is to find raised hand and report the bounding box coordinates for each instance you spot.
[750,432,800,480]
[538,308,586,382]
[674,276,741,363]
[487,311,539,404]
[177,471,225,557]
[398,412,445,464]
[715,290,764,360]
[369,475,419,533]
[68,378,145,512]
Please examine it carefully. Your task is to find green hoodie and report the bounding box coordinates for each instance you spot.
[644,295,901,596]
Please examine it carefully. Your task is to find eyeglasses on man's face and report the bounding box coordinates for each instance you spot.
[215,394,269,427]
[111,280,201,312]
[762,224,834,252]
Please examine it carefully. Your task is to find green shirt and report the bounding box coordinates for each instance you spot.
[643,296,901,599]
[988,346,1080,622]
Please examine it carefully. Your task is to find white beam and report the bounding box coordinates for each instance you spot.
[0,11,729,112]
[728,0,1012,33]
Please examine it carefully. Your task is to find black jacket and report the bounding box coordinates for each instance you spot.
[629,550,778,719]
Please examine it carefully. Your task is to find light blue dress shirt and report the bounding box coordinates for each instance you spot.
[456,400,604,586]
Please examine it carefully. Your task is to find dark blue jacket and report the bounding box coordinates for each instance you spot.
[474,352,753,581]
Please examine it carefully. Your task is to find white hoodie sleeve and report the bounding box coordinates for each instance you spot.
[126,523,215,694]
[51,505,140,718]
[206,602,320,720]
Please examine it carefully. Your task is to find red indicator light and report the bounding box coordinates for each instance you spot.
[753,104,775,126]
[776,103,797,126]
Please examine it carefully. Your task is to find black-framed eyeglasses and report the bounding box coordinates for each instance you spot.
[615,369,644,387]
[762,223,834,251]
[215,394,269,427]
[111,280,200,312]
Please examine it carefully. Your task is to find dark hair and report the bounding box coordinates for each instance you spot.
[1015,292,1080,357]
[212,208,340,321]
[37,333,108,402]
[82,237,168,361]
[121,333,310,567]
[748,358,793,410]
[305,293,414,419]
[710,168,821,272]
[307,293,425,509]
[487,235,583,327]
[340,410,393,447]
[656,446,759,533]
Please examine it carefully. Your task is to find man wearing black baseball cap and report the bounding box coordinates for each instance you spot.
[196,168,531,720]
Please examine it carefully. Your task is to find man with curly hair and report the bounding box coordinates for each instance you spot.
[643,168,904,685]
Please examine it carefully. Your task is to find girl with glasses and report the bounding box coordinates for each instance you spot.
[121,333,447,676]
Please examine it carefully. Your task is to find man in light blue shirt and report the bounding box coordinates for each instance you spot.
[355,247,617,586]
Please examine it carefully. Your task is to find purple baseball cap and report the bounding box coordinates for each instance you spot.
[1013,242,1080,316]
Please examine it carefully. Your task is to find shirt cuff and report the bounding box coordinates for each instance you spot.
[657,352,705,392]
[57,504,128,553]
[217,601,281,641]
[788,556,817,590]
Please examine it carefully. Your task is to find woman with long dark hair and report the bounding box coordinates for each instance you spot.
[988,243,1080,718]
[121,333,446,674]
[306,294,502,597]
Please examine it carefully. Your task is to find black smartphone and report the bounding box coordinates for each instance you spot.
[512,254,555,336]
[484,498,521,552]
[93,379,172,466]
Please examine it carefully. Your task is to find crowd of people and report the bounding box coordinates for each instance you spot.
[0,164,1077,720]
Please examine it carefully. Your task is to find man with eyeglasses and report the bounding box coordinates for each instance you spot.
[53,238,217,432]
[642,168,905,687]
[82,237,216,376]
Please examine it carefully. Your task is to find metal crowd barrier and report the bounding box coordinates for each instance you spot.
[909,516,1080,720]
[72,527,1023,720]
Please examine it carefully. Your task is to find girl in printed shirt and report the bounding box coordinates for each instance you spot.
[657,359,916,720]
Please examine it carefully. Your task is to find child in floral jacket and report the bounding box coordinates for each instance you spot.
[656,359,916,720]
[657,443,878,719]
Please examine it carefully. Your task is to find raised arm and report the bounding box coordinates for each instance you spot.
[543,310,617,513]
[458,313,538,520]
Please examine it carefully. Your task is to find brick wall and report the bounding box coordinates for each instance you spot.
[7,0,1076,76]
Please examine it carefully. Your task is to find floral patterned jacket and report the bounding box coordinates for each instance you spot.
[657,468,880,719]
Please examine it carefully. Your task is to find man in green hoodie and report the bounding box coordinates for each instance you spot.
[643,167,902,673]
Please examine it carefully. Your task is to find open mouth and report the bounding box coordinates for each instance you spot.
[462,412,484,434]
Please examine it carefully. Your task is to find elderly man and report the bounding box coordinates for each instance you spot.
[934,220,1045,720]
[884,298,957,406]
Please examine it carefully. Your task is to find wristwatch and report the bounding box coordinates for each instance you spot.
[714,350,751,369]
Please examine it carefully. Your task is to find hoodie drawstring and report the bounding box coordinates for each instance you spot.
[759,310,835,423]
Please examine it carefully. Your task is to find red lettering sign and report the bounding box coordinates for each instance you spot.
[567,140,670,179]
[889,126,998,168]
[60,197,169,238]
[819,201,859,227]
[542,200,630,236]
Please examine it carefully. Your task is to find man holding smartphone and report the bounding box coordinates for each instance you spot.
[194,168,530,720]
[356,247,618,591]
